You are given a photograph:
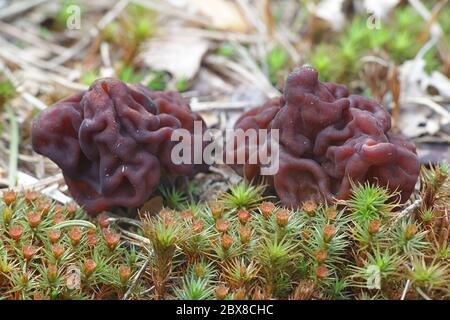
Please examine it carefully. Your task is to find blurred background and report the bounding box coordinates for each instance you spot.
[0,0,449,200]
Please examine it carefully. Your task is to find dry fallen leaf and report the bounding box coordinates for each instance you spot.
[15,171,72,204]
[313,0,346,31]
[189,0,249,32]
[398,107,440,138]
[399,58,450,100]
[363,0,400,19]
[398,58,450,135]
[140,35,209,79]
[423,71,450,99]
[139,196,164,216]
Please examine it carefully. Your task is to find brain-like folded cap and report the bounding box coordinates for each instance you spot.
[32,78,207,214]
[229,66,420,206]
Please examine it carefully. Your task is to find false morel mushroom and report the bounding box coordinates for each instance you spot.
[32,78,207,214]
[230,66,420,206]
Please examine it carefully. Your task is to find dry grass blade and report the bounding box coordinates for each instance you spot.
[0,0,48,20]
[7,107,19,188]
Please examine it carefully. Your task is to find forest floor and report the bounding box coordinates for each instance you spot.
[0,0,449,300]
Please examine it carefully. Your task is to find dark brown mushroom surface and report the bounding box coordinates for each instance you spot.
[32,78,207,214]
[230,66,420,206]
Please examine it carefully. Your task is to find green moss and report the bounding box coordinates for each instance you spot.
[267,46,289,85]
[159,185,187,209]
[309,6,442,86]
[216,43,236,58]
[134,172,449,299]
[0,192,141,300]
[101,4,157,64]
[439,6,450,43]
[310,44,336,82]
[80,70,100,86]
[0,78,15,111]
[175,77,192,92]
[147,71,168,91]
[118,65,142,84]
[54,1,83,31]
[2,165,448,300]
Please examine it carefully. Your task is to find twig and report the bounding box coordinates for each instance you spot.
[274,29,301,64]
[409,0,447,60]
[205,55,280,98]
[236,0,301,64]
[235,0,267,34]
[132,0,209,26]
[0,172,71,204]
[0,21,67,55]
[204,56,253,87]
[0,173,63,192]
[190,100,258,112]
[7,108,19,188]
[233,44,281,97]
[118,227,150,246]
[49,33,95,67]
[123,258,150,300]
[0,59,49,110]
[408,0,439,20]
[107,215,143,229]
[359,56,391,68]
[401,279,412,300]
[401,256,415,300]
[438,207,449,247]
[403,97,450,123]
[1,53,85,93]
[416,287,432,300]
[209,165,243,185]
[49,0,131,66]
[0,37,78,76]
[137,285,155,296]
[23,67,88,91]
[100,42,112,69]
[0,0,48,20]
[156,26,262,44]
[416,35,439,60]
[393,197,423,224]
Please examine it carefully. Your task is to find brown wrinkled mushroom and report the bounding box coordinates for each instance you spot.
[230,66,420,206]
[32,78,207,214]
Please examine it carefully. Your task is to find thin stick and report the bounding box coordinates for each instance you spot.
[403,97,450,123]
[393,197,423,224]
[0,21,67,55]
[132,0,209,26]
[0,59,49,110]
[108,216,143,229]
[190,100,257,112]
[0,173,63,192]
[7,108,19,188]
[0,0,48,19]
[401,256,416,300]
[0,37,77,76]
[118,228,150,246]
[49,0,131,66]
[123,258,150,300]
[0,53,86,92]
[416,287,432,300]
[234,44,281,97]
[156,26,262,44]
[137,285,155,296]
[401,279,412,300]
[205,55,280,98]
[235,0,267,34]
